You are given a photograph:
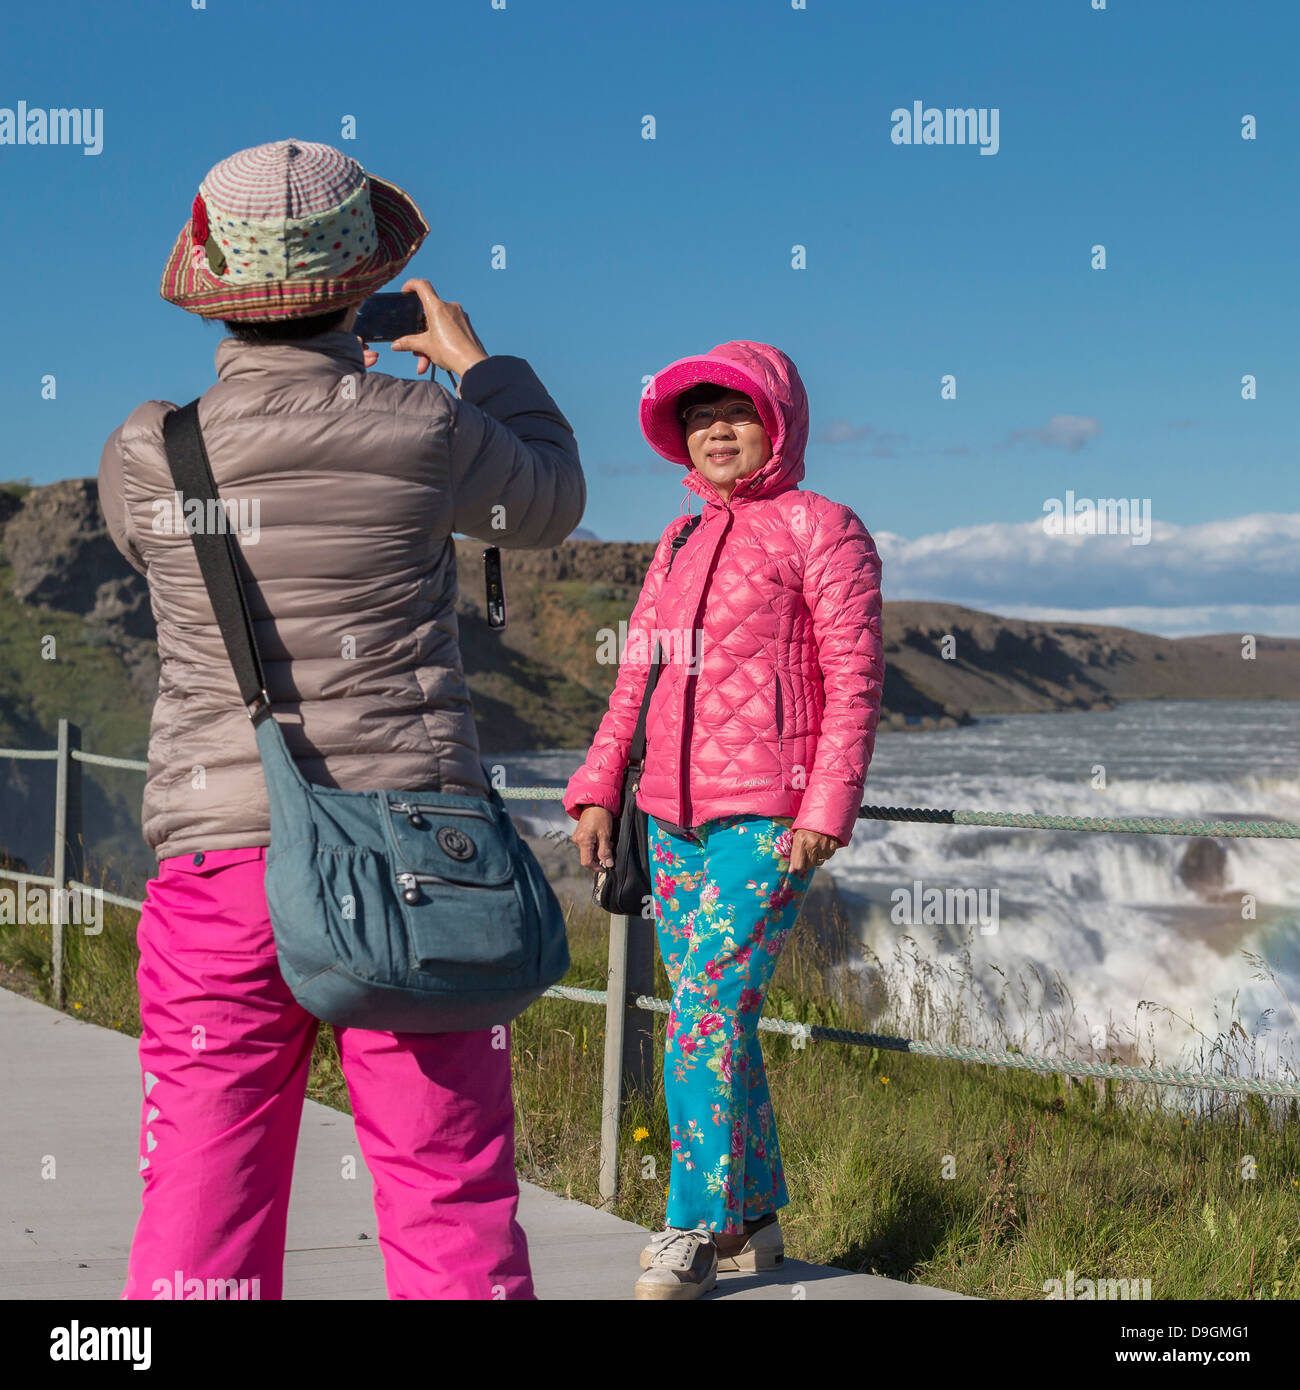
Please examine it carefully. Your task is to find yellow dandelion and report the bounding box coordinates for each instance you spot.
[633,1126,649,1142]
[73,1003,81,1010]
[880,1076,890,1086]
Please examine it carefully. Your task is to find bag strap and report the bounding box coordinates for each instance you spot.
[160,400,273,727]
[628,513,703,768]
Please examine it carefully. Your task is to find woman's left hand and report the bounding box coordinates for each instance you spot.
[789,829,840,875]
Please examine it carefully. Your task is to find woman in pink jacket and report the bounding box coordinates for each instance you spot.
[565,341,884,1299]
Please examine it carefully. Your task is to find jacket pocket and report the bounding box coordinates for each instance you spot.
[314,847,410,983]
[774,669,784,755]
[382,798,530,975]
[163,846,267,877]
[394,872,530,974]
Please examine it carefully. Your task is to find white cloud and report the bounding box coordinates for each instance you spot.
[873,512,1300,637]
[970,602,1300,639]
[1002,414,1102,452]
[816,420,909,447]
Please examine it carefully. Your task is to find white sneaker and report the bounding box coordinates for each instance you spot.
[639,1226,681,1270]
[634,1228,718,1300]
[716,1216,784,1272]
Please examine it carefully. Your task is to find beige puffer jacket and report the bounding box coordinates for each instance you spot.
[97,330,584,862]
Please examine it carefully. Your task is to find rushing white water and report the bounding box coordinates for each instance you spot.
[490,700,1300,1073]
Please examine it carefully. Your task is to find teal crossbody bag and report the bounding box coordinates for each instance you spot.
[162,400,569,1032]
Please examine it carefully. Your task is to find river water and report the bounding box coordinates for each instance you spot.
[490,700,1300,1076]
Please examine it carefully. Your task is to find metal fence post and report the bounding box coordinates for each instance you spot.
[51,719,83,1009]
[623,909,656,1098]
[598,907,657,1207]
[599,913,630,1206]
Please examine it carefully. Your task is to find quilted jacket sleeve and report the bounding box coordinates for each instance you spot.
[793,506,885,846]
[448,355,585,547]
[98,419,148,576]
[562,520,683,821]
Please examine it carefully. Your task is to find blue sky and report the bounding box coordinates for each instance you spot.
[1,0,1297,635]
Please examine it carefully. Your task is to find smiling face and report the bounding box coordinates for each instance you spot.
[681,388,773,501]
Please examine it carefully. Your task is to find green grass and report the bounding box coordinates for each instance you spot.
[3,882,1300,1300]
[0,561,151,757]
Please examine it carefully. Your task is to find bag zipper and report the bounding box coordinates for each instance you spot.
[396,870,466,905]
[387,800,512,902]
[389,799,494,829]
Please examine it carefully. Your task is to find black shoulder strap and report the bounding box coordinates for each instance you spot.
[628,513,704,767]
[666,512,704,570]
[160,400,272,726]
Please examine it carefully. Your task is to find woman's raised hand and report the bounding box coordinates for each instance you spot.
[390,278,489,379]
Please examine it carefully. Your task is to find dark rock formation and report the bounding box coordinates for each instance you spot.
[3,479,159,702]
[5,479,154,639]
[0,489,25,530]
[1178,837,1228,898]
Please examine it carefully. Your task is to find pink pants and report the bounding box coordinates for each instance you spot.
[122,846,535,1300]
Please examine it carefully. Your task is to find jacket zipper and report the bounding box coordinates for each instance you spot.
[775,668,784,757]
[678,503,734,828]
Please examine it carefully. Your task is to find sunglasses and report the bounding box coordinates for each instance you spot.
[680,401,762,429]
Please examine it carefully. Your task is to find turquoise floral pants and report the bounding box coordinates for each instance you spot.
[648,813,815,1234]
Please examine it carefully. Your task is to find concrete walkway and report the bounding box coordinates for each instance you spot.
[0,986,965,1301]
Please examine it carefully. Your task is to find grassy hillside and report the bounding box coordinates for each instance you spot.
[455,576,630,752]
[0,561,150,755]
[0,560,154,886]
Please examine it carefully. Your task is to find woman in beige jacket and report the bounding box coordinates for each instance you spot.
[98,138,585,1301]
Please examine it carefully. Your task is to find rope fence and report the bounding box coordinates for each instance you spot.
[277,780,1300,840]
[2,725,1298,1200]
[857,804,1300,839]
[4,749,1296,839]
[544,986,1300,1098]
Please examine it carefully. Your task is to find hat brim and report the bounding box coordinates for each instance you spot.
[640,356,784,465]
[159,173,429,322]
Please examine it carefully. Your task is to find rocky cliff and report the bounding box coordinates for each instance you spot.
[0,479,1294,896]
[450,538,1300,744]
[3,479,158,700]
[4,482,1297,747]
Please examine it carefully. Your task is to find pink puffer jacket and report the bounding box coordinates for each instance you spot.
[563,342,884,846]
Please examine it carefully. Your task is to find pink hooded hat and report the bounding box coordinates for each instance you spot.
[639,341,810,506]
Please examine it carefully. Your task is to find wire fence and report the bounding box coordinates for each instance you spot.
[2,722,1299,1203]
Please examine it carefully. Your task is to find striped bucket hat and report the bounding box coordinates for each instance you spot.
[160,138,429,322]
